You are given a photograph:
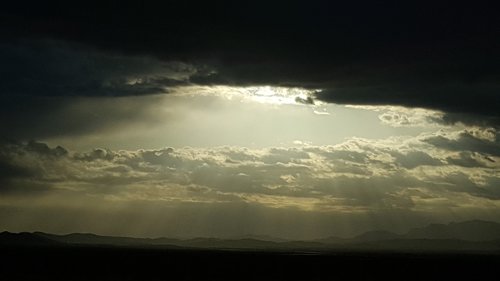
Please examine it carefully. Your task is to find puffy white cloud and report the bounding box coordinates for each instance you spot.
[346,105,444,127]
[1,127,499,210]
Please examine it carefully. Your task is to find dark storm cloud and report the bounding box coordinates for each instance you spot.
[0,39,194,98]
[0,140,64,194]
[0,156,36,190]
[3,2,498,125]
[295,96,315,105]
[0,38,199,139]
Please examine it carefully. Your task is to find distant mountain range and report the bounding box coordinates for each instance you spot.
[315,220,500,243]
[2,220,500,252]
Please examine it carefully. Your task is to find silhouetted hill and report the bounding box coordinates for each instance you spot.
[351,230,402,243]
[160,238,324,250]
[37,232,146,245]
[313,236,346,244]
[230,234,288,243]
[406,220,500,241]
[181,238,282,249]
[26,233,328,250]
[2,220,500,252]
[0,232,60,246]
[317,220,500,245]
[35,232,182,248]
[351,239,500,252]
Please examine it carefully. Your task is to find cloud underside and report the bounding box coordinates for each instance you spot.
[2,38,498,125]
[2,1,500,127]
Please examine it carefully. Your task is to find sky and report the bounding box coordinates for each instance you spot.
[0,2,499,239]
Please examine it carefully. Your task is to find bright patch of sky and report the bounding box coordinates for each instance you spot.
[44,86,448,151]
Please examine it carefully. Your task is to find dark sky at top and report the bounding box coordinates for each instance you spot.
[1,1,499,126]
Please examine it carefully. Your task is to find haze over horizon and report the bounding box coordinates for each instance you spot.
[1,2,499,241]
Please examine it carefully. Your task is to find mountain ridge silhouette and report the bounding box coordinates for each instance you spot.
[2,220,500,252]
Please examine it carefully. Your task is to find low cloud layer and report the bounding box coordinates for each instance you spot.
[1,127,498,238]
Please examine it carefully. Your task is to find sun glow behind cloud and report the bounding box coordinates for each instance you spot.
[171,85,321,106]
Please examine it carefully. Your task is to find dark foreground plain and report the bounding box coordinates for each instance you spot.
[2,245,499,281]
